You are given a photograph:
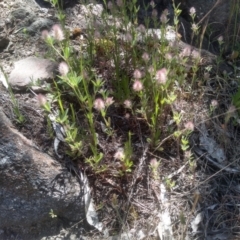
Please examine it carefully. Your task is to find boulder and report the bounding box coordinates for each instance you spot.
[0,108,85,239]
[8,57,58,91]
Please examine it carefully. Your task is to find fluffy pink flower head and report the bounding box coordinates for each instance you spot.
[124,99,132,108]
[155,68,167,84]
[51,24,64,41]
[105,97,114,106]
[160,9,169,24]
[184,121,194,131]
[189,7,196,15]
[125,32,133,42]
[133,80,143,92]
[116,0,123,7]
[58,62,69,76]
[133,69,142,79]
[150,158,159,168]
[152,9,158,18]
[114,148,125,160]
[211,100,218,108]
[138,24,146,33]
[150,0,155,8]
[94,98,105,111]
[107,1,113,10]
[41,30,50,40]
[36,94,47,107]
[142,52,150,62]
[148,66,154,75]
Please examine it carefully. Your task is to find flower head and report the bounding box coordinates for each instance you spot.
[150,0,155,8]
[184,121,194,131]
[36,94,47,106]
[138,24,146,33]
[155,68,167,84]
[211,100,218,108]
[41,30,50,40]
[133,80,143,92]
[58,62,69,76]
[116,0,123,7]
[114,148,125,160]
[125,32,132,42]
[160,9,169,24]
[142,52,150,62]
[51,24,64,41]
[94,98,105,111]
[105,97,114,106]
[133,69,142,79]
[150,158,159,168]
[148,66,154,75]
[124,99,132,108]
[189,7,196,15]
[107,1,113,10]
[152,9,158,18]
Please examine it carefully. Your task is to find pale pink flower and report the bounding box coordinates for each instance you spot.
[94,30,101,39]
[218,36,224,45]
[150,0,155,8]
[94,98,105,111]
[155,68,167,84]
[105,97,114,106]
[58,62,69,76]
[148,66,154,75]
[184,121,194,131]
[142,52,150,62]
[160,9,169,24]
[191,23,199,33]
[138,24,146,33]
[114,148,125,160]
[116,0,123,7]
[191,50,201,59]
[107,1,113,10]
[179,46,192,58]
[36,94,47,106]
[125,32,132,42]
[189,7,196,15]
[125,113,130,119]
[41,30,50,40]
[124,99,132,108]
[150,158,159,168]
[133,69,142,79]
[204,72,210,80]
[133,80,143,92]
[228,105,236,114]
[152,9,158,18]
[51,24,64,41]
[211,100,218,108]
[185,151,192,159]
[165,53,173,60]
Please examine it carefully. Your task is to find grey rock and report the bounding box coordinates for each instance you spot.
[0,19,5,32]
[8,56,58,91]
[0,108,86,239]
[11,7,36,28]
[26,18,54,35]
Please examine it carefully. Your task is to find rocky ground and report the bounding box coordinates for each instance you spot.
[1,0,240,240]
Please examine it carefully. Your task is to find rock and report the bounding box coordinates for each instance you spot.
[0,108,86,239]
[11,8,36,28]
[8,57,58,91]
[26,18,54,35]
